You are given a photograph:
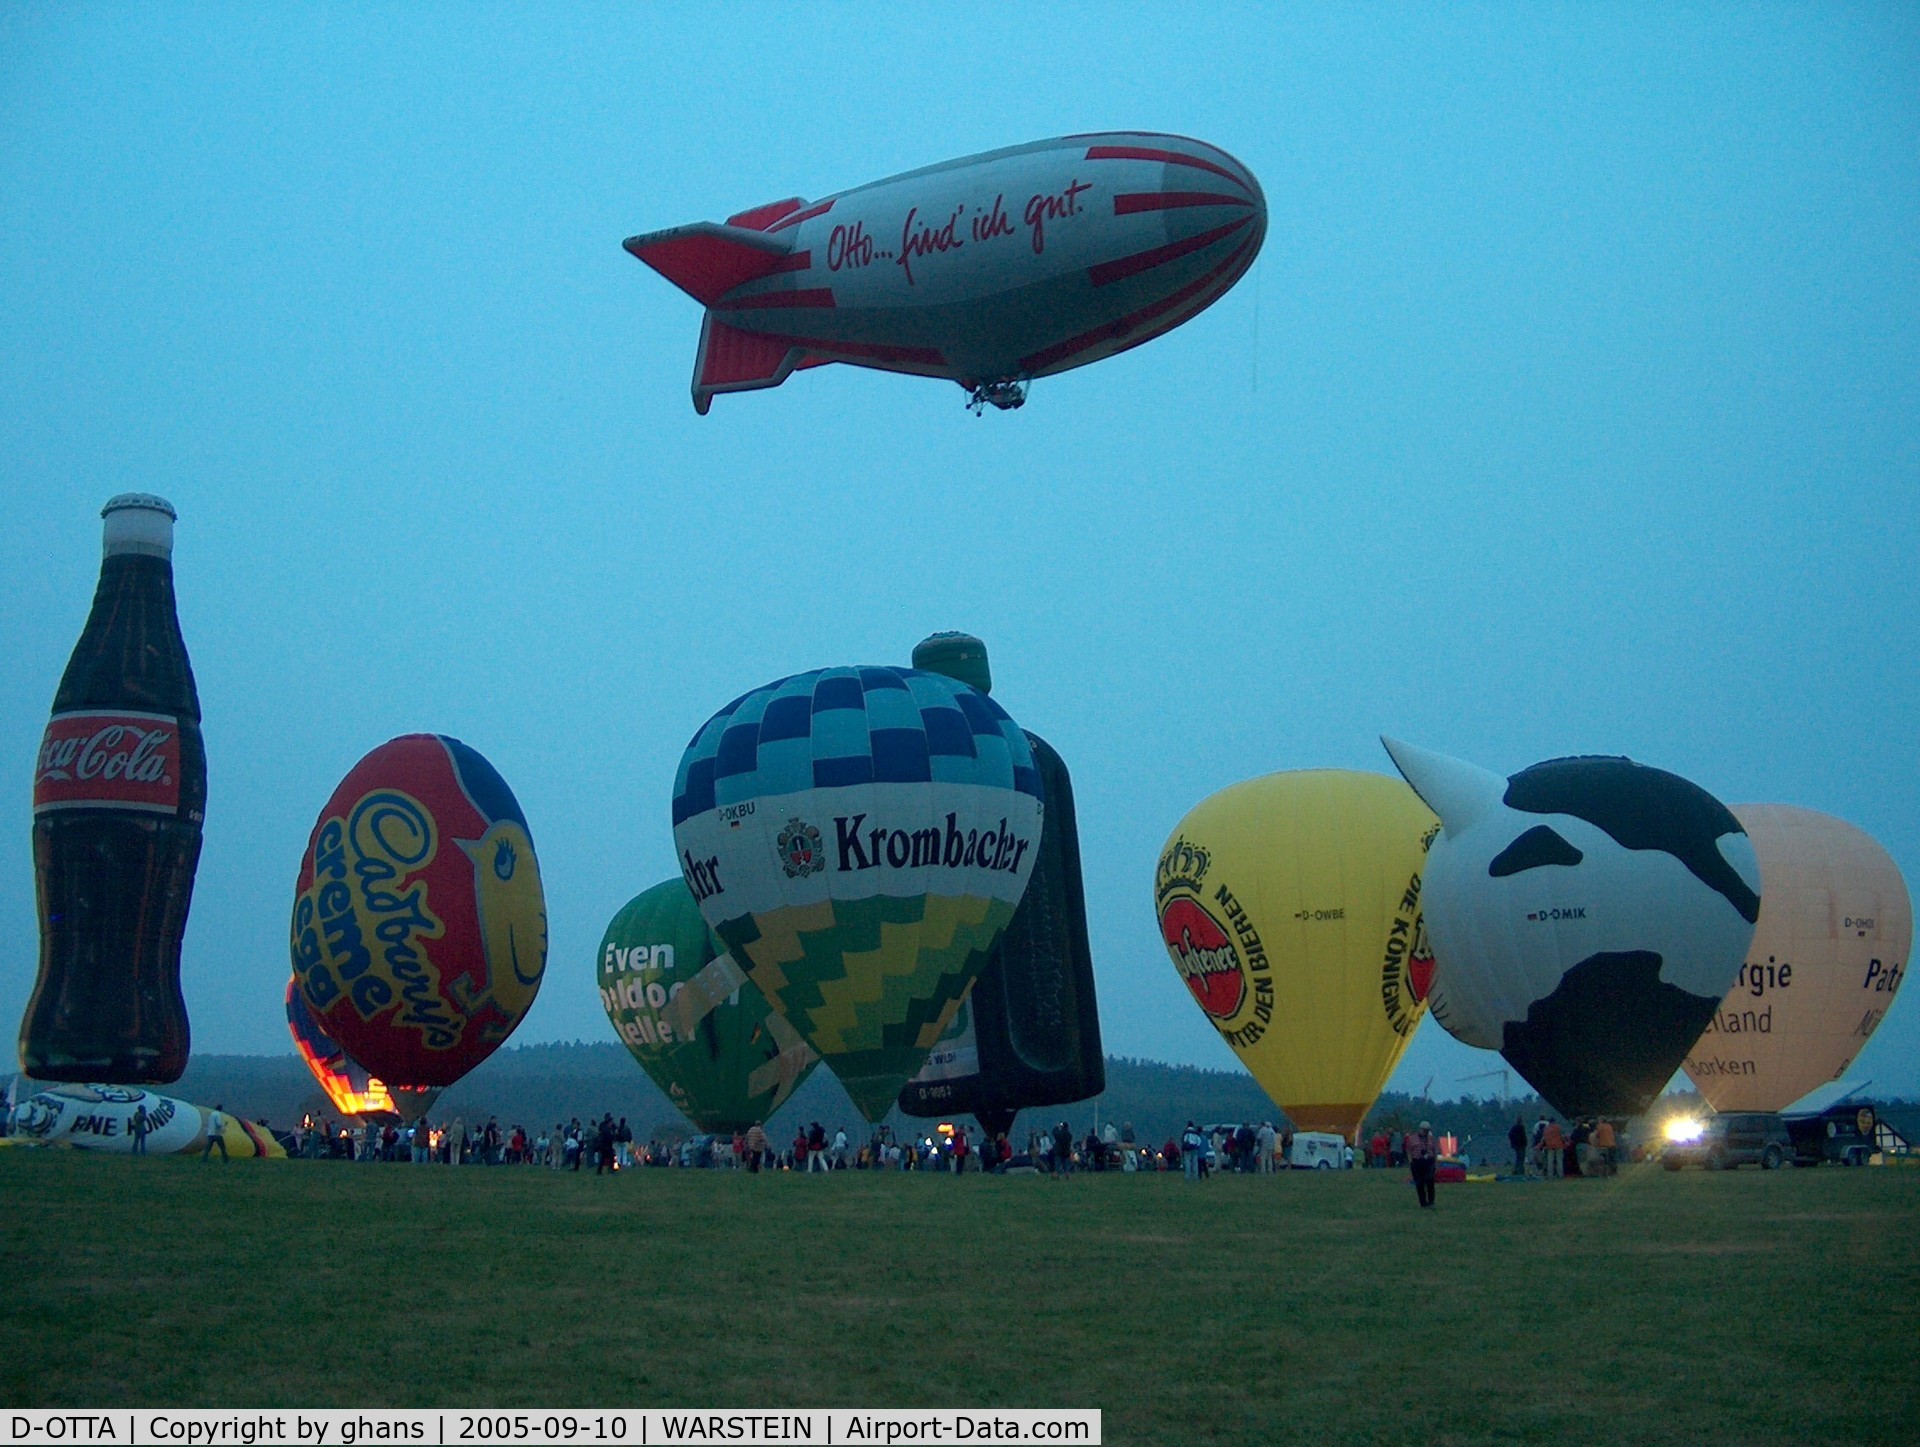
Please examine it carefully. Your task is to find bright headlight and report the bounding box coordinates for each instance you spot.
[1664,1117,1704,1144]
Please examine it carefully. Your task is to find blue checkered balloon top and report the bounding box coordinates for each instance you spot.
[672,668,1042,827]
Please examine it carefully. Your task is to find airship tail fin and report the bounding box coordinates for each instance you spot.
[691,313,806,415]
[622,222,795,307]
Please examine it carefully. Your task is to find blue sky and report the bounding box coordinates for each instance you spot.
[3,6,1916,1099]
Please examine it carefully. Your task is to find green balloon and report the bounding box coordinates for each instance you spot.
[598,879,817,1133]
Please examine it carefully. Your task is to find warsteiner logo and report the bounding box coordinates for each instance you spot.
[1156,835,1274,1048]
[1161,896,1245,1020]
[777,818,826,878]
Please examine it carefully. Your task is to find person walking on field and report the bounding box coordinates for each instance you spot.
[1181,1121,1205,1182]
[1407,1120,1439,1208]
[1508,1116,1528,1176]
[201,1104,229,1162]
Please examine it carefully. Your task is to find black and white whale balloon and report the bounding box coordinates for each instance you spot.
[1381,739,1761,1118]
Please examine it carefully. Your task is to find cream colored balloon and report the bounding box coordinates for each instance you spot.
[1687,805,1911,1111]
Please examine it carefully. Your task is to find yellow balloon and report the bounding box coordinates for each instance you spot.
[1155,770,1438,1140]
[1687,804,1912,1111]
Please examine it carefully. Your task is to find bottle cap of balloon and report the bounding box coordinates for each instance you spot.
[101,494,177,559]
[913,631,991,695]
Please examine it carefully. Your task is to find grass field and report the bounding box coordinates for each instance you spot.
[2,1150,1916,1445]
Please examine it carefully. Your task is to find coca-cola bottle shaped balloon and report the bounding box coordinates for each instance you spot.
[24,495,206,1083]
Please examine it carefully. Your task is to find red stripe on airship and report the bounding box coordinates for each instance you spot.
[1020,236,1254,374]
[1086,215,1253,287]
[763,250,814,275]
[1084,145,1249,189]
[768,199,836,232]
[754,332,946,367]
[716,288,837,311]
[1113,191,1253,215]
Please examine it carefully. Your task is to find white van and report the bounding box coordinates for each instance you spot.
[1288,1131,1348,1170]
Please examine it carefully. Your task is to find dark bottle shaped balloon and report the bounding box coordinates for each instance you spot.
[23,495,206,1083]
[899,632,1105,1137]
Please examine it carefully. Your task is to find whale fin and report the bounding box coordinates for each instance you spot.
[1381,737,1507,838]
[623,222,794,307]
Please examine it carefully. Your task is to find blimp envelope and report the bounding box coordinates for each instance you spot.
[625,132,1265,413]
[6,1083,285,1157]
[1384,739,1760,1118]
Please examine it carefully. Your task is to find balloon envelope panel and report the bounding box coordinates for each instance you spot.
[599,878,816,1132]
[290,735,547,1089]
[672,667,1043,1119]
[899,731,1105,1127]
[1154,770,1438,1141]
[1688,805,1912,1111]
[1386,740,1760,1117]
[284,977,435,1121]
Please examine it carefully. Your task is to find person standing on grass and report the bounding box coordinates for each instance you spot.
[1508,1117,1528,1176]
[1050,1120,1073,1177]
[745,1122,769,1173]
[595,1115,616,1174]
[807,1121,829,1172]
[1593,1118,1618,1176]
[1407,1121,1438,1208]
[1181,1121,1205,1181]
[1256,1121,1276,1174]
[1570,1119,1592,1177]
[129,1100,149,1156]
[832,1126,848,1170]
[1541,1119,1565,1178]
[202,1104,229,1162]
[952,1126,972,1175]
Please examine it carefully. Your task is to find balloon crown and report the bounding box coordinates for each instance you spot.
[1156,835,1212,900]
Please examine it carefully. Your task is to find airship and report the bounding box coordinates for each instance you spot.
[623,132,1266,414]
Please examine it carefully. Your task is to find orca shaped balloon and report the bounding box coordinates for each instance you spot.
[1382,738,1760,1118]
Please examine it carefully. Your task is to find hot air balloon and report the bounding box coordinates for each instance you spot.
[1686,805,1911,1112]
[671,667,1044,1119]
[1154,770,1438,1141]
[1383,739,1760,1118]
[599,878,817,1132]
[284,978,437,1122]
[290,735,547,1091]
[625,132,1264,414]
[896,632,1104,1139]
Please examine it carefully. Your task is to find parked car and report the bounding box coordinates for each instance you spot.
[1662,1112,1795,1171]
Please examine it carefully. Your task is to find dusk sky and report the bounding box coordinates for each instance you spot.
[4,7,1916,1099]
